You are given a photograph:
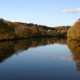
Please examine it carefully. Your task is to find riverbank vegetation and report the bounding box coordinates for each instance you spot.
[67,19,80,41]
[0,18,70,40]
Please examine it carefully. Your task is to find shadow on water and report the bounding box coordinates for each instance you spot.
[67,40,80,71]
[0,37,67,63]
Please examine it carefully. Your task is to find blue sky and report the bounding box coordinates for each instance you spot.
[0,0,80,27]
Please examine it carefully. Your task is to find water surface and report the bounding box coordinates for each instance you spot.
[0,38,80,80]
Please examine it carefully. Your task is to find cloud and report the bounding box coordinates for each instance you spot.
[44,9,57,13]
[44,7,80,14]
[61,8,80,13]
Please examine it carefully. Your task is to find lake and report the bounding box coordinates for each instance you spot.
[0,38,80,80]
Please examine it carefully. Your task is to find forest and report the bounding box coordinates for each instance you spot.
[0,18,70,40]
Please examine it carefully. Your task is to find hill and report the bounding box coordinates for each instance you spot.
[67,19,80,40]
[0,18,70,40]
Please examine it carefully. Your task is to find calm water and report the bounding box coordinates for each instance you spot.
[0,38,80,80]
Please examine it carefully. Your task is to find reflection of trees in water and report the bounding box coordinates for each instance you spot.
[0,41,15,63]
[67,40,80,71]
[0,38,66,63]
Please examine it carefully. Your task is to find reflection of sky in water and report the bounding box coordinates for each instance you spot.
[20,43,72,61]
[0,43,80,80]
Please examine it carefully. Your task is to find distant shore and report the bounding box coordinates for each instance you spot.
[0,18,70,41]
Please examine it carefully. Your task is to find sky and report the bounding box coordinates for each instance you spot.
[0,0,80,27]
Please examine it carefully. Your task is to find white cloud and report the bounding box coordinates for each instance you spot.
[61,8,80,13]
[44,7,80,14]
[44,9,57,13]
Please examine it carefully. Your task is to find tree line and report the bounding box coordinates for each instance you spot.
[0,18,70,40]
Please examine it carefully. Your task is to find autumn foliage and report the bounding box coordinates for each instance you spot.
[0,18,70,40]
[67,19,80,40]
